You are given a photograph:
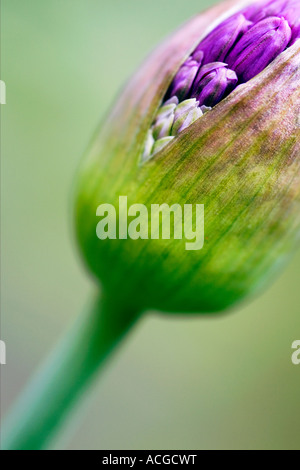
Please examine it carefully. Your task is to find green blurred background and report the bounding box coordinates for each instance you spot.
[1,0,299,450]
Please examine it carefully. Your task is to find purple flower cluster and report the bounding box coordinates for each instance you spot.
[143,0,300,160]
[167,0,300,107]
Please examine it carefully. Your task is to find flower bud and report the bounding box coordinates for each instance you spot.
[142,98,204,160]
[226,16,292,81]
[244,0,300,44]
[190,62,238,106]
[194,13,252,63]
[167,57,202,101]
[172,99,202,135]
[75,0,300,314]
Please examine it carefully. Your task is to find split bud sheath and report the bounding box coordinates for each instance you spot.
[75,0,300,314]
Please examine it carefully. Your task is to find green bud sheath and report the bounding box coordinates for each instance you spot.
[75,4,300,314]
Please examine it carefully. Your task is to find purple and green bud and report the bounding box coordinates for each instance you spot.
[75,0,300,315]
[5,0,300,452]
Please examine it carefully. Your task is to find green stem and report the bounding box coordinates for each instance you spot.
[2,292,141,450]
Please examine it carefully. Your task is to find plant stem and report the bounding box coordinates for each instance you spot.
[2,292,141,450]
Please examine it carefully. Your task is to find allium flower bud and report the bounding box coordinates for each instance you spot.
[6,0,300,452]
[75,0,300,314]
